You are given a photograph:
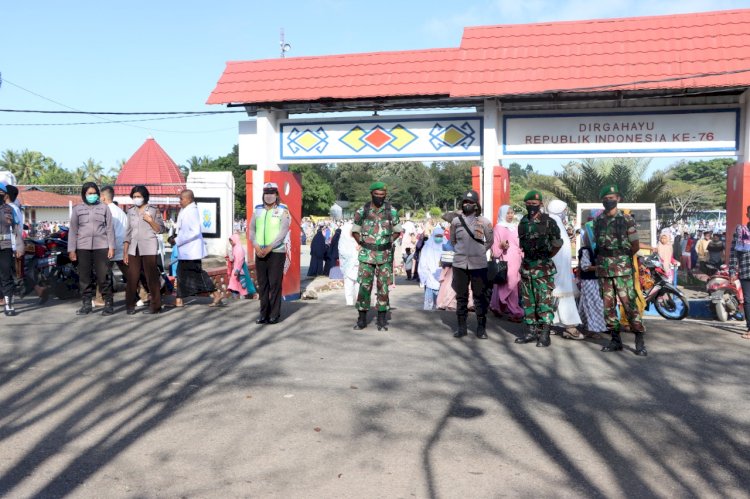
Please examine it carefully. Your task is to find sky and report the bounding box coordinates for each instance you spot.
[2,0,749,176]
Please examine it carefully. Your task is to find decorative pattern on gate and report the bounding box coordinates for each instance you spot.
[279,114,482,162]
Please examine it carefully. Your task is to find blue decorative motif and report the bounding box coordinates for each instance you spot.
[429,122,476,150]
[287,127,329,153]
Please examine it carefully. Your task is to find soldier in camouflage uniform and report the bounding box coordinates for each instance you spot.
[595,184,647,356]
[352,181,403,331]
[515,190,563,347]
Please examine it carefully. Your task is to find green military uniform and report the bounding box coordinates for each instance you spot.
[352,184,402,314]
[594,205,645,334]
[518,211,563,327]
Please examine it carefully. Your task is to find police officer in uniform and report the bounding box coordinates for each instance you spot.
[249,182,291,324]
[0,182,23,316]
[450,190,493,338]
[352,181,402,331]
[595,184,647,356]
[515,190,563,347]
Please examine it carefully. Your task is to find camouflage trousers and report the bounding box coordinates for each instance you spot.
[356,262,392,312]
[599,275,645,333]
[520,274,556,326]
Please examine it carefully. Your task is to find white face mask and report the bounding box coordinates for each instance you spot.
[133,198,145,207]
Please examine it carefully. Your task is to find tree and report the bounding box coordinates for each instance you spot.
[81,158,105,184]
[288,164,336,216]
[665,158,731,208]
[534,158,669,210]
[189,145,253,218]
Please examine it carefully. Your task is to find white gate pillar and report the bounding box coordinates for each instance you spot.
[482,99,501,222]
[254,109,288,207]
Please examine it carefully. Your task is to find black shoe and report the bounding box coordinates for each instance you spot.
[101,299,115,316]
[634,332,648,356]
[76,305,92,315]
[143,307,162,315]
[453,316,468,338]
[376,311,388,331]
[536,325,551,347]
[267,316,280,324]
[126,309,136,315]
[515,325,537,344]
[255,317,268,324]
[353,310,368,330]
[601,330,623,352]
[476,316,488,339]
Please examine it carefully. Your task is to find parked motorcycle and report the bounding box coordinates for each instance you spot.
[44,229,80,300]
[638,254,689,320]
[705,264,743,322]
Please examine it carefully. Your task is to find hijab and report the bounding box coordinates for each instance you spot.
[496,205,515,228]
[418,227,445,290]
[657,229,673,265]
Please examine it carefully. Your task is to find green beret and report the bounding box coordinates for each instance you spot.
[599,184,620,199]
[370,181,387,191]
[523,190,543,202]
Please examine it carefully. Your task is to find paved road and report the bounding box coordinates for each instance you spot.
[0,291,749,498]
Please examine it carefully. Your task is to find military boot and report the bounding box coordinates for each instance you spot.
[634,331,648,356]
[536,324,551,347]
[76,297,93,316]
[353,310,368,330]
[4,295,16,317]
[376,311,388,331]
[475,316,488,339]
[453,315,468,338]
[601,329,624,352]
[515,324,537,344]
[101,296,115,316]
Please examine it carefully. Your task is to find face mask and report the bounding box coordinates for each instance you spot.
[263,194,277,205]
[371,196,385,207]
[133,198,145,207]
[602,199,618,211]
[434,236,443,244]
[526,204,540,216]
[461,203,475,215]
[86,194,99,204]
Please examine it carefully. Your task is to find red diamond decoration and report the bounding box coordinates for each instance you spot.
[362,127,393,150]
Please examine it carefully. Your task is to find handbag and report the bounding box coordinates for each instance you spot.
[487,257,508,285]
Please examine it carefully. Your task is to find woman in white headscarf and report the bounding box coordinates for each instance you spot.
[419,227,446,310]
[490,205,524,321]
[338,222,360,306]
[547,199,583,339]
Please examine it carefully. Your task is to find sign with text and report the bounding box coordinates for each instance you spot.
[279,114,482,162]
[503,109,739,156]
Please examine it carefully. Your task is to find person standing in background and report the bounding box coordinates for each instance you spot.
[248,182,291,324]
[490,205,523,322]
[68,182,115,316]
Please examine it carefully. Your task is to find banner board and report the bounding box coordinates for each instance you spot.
[504,109,739,156]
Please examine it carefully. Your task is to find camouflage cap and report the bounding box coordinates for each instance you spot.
[523,190,543,202]
[600,184,620,199]
[370,181,387,191]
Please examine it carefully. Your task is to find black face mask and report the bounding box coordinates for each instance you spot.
[371,195,385,207]
[602,199,618,211]
[461,203,475,215]
[526,205,540,216]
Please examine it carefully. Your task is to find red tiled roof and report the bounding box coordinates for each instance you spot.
[18,190,82,208]
[115,138,185,196]
[207,8,750,105]
[453,8,750,97]
[207,48,459,104]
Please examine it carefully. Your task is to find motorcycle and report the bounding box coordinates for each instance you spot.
[638,253,689,320]
[43,229,80,300]
[705,263,743,322]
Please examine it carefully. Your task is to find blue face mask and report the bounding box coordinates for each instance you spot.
[86,194,99,204]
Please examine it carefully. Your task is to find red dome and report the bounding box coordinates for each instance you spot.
[115,138,186,196]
